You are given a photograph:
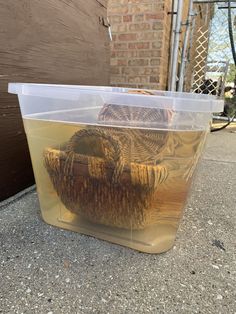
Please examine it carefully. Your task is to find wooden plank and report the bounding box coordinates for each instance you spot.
[0,0,110,200]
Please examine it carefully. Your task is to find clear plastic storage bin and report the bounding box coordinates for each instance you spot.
[8,83,224,253]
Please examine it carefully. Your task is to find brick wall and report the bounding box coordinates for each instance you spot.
[108,0,212,91]
[108,0,172,90]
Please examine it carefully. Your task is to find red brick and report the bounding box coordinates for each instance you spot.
[109,15,122,24]
[112,24,128,32]
[114,50,138,58]
[152,41,162,49]
[129,4,153,14]
[123,15,132,22]
[122,67,145,75]
[150,76,160,83]
[150,59,160,66]
[127,51,139,57]
[138,50,161,58]
[118,33,137,41]
[117,59,127,66]
[129,23,150,32]
[133,14,144,22]
[113,43,128,50]
[110,76,126,84]
[115,51,127,58]
[108,0,172,90]
[128,59,149,66]
[109,6,128,14]
[138,31,163,41]
[144,68,159,75]
[152,21,163,30]
[145,13,164,20]
[128,76,148,84]
[128,42,150,49]
[152,3,165,12]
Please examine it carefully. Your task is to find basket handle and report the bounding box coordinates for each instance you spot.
[66,128,124,183]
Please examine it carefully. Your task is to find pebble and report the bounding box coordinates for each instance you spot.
[212,265,219,269]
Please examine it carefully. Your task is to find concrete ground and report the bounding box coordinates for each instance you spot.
[0,129,235,314]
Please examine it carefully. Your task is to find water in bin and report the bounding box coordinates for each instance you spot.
[8,83,224,253]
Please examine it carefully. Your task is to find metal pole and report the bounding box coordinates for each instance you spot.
[213,115,236,122]
[170,0,184,91]
[178,0,194,91]
[168,0,177,91]
[220,60,229,97]
[188,11,197,92]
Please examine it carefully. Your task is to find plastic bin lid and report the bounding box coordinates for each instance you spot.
[8,83,224,113]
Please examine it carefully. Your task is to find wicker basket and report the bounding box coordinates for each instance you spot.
[44,89,174,229]
[44,127,169,230]
[98,103,172,165]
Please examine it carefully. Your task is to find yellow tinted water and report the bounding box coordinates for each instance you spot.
[23,118,206,253]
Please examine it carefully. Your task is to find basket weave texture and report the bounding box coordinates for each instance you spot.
[44,91,172,229]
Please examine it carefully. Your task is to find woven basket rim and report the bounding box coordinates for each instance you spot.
[44,147,164,173]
